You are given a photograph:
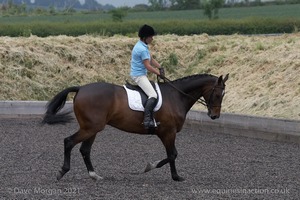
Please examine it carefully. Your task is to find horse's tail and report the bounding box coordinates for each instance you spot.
[42,86,80,125]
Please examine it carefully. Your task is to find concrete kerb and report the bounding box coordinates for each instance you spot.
[0,101,73,117]
[0,101,299,143]
[186,110,300,143]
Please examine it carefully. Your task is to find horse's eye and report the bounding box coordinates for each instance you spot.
[215,94,222,99]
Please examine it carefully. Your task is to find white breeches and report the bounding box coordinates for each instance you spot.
[131,75,157,99]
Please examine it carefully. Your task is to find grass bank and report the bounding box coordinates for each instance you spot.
[0,34,299,120]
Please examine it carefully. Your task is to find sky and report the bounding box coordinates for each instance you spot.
[95,0,149,7]
[29,0,148,7]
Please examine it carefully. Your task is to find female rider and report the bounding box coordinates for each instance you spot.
[130,24,164,129]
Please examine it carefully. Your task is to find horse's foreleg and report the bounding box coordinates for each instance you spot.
[144,155,175,172]
[144,133,185,181]
[162,133,184,181]
[167,146,184,181]
[79,134,103,180]
[144,146,184,181]
[144,159,168,172]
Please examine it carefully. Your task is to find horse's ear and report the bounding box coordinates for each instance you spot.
[223,73,229,83]
[217,75,223,85]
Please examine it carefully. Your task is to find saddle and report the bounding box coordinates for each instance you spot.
[123,81,162,112]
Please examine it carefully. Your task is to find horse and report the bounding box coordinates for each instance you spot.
[42,73,229,182]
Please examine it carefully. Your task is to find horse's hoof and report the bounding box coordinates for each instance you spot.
[56,170,65,181]
[144,160,160,173]
[172,175,185,182]
[144,163,152,173]
[89,171,103,181]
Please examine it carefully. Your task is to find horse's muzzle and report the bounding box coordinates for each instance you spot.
[207,111,220,120]
[210,115,219,120]
[207,107,221,120]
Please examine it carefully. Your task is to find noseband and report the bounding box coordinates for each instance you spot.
[205,86,225,109]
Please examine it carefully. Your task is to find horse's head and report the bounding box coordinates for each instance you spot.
[203,74,229,120]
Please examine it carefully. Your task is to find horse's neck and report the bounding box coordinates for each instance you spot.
[172,76,215,111]
[176,76,214,97]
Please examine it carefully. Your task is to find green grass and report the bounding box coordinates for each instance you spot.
[219,4,300,19]
[127,4,300,20]
[1,4,300,37]
[1,4,300,24]
[0,12,111,24]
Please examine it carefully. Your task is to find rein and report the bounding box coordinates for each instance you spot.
[159,76,208,107]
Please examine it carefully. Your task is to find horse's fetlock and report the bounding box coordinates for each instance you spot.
[61,166,70,173]
[168,153,177,161]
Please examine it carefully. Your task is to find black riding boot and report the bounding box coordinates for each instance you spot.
[143,97,157,129]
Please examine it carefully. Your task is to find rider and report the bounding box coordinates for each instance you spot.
[130,24,164,129]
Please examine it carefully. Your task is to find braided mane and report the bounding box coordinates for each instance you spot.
[171,74,215,83]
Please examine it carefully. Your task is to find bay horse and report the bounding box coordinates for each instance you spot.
[43,73,229,182]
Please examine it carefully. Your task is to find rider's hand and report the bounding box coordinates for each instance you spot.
[159,67,165,79]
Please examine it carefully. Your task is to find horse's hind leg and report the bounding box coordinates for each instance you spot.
[57,129,98,181]
[80,134,103,180]
[57,131,80,181]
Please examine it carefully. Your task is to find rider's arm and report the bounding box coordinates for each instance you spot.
[143,59,160,76]
[150,55,161,69]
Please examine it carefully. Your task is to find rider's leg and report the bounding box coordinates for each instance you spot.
[132,76,157,129]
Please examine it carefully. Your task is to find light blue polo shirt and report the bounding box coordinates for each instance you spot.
[130,40,150,77]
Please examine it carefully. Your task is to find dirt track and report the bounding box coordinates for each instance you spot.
[0,117,299,199]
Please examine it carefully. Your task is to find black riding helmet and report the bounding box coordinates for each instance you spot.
[138,24,156,39]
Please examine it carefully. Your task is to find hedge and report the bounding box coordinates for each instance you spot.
[0,17,299,37]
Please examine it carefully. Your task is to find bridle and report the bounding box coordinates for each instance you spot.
[159,76,225,109]
[206,86,225,109]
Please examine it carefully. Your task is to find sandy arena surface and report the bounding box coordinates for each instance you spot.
[0,117,299,199]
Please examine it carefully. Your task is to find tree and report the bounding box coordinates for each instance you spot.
[0,0,27,15]
[182,0,200,9]
[144,0,202,11]
[132,4,149,11]
[110,8,128,22]
[148,0,168,10]
[48,5,56,15]
[203,0,224,19]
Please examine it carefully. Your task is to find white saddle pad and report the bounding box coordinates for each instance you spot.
[123,83,162,112]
